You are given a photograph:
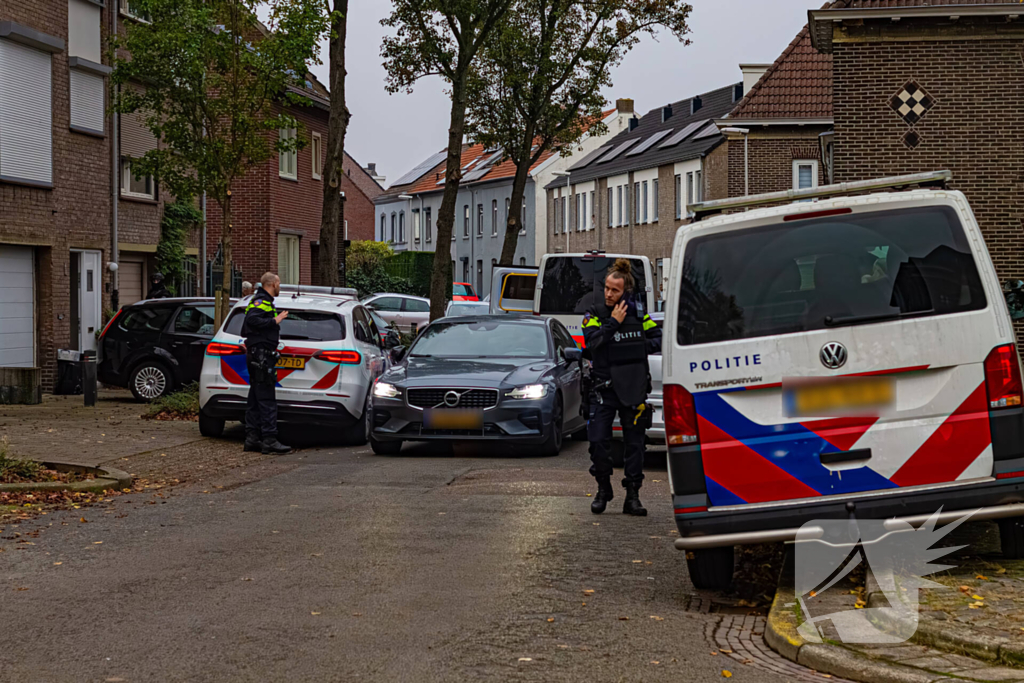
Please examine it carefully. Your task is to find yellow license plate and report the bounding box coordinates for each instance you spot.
[276,356,306,370]
[786,377,893,417]
[424,409,484,429]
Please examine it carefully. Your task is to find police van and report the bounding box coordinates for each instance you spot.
[662,171,1024,589]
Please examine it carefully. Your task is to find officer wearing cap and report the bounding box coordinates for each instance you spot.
[242,272,292,455]
[582,259,661,516]
[146,272,171,300]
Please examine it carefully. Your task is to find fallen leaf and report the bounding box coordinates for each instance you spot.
[547,618,554,622]
[582,603,586,606]
[79,517,87,523]
[720,649,733,654]
[649,615,664,621]
[976,575,988,580]
[969,601,985,608]
[557,644,569,649]
[15,587,28,591]
[997,567,1008,575]
[809,591,817,597]
[585,493,592,497]
[652,479,661,483]
[311,612,321,616]
[93,541,102,545]
[722,670,732,678]
[592,523,600,526]
[619,616,629,621]
[972,595,984,600]
[710,651,719,656]
[53,562,62,566]
[438,512,445,515]
[651,661,660,665]
[583,589,595,595]
[241,577,253,581]
[352,613,363,617]
[632,560,642,564]
[959,585,972,593]
[518,658,532,662]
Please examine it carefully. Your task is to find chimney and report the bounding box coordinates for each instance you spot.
[661,104,673,122]
[364,162,386,184]
[628,118,639,131]
[615,98,634,114]
[740,63,771,96]
[690,95,703,115]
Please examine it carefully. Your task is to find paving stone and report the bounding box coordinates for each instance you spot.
[898,655,968,673]
[955,666,1024,682]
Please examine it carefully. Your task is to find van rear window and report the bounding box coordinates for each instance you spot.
[677,206,986,346]
[539,257,648,315]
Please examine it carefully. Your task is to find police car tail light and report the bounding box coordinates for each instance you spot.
[664,384,699,445]
[315,350,362,365]
[984,344,1023,410]
[206,342,246,356]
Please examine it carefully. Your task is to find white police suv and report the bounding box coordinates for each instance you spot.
[198,286,390,443]
[664,172,1024,589]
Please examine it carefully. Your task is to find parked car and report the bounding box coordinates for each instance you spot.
[611,311,664,463]
[370,315,586,456]
[664,175,1024,590]
[362,293,431,334]
[444,300,490,318]
[98,297,227,401]
[453,282,478,301]
[198,289,393,442]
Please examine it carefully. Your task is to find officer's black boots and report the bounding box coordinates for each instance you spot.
[244,431,262,452]
[262,438,292,455]
[591,480,614,514]
[622,485,647,516]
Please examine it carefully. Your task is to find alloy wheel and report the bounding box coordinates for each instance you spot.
[134,366,167,400]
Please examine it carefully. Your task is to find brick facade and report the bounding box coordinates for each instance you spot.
[725,131,825,199]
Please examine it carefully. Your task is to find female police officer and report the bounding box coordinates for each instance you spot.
[582,259,661,516]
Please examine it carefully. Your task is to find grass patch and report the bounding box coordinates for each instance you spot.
[145,382,200,421]
[0,437,44,483]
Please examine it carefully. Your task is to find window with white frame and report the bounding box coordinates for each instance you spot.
[278,127,297,179]
[588,191,595,230]
[311,132,322,179]
[695,169,703,202]
[379,214,386,241]
[119,0,150,22]
[398,211,405,243]
[607,188,613,228]
[425,207,432,242]
[652,180,659,222]
[674,174,682,219]
[562,195,568,233]
[793,160,818,190]
[390,213,397,242]
[120,157,155,199]
[492,199,498,236]
[581,192,587,231]
[575,193,581,231]
[686,171,694,214]
[633,182,640,225]
[616,186,623,226]
[277,234,299,285]
[642,181,649,223]
[463,205,469,238]
[412,209,420,241]
[477,203,483,237]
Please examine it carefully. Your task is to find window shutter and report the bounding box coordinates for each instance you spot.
[120,84,158,158]
[0,39,52,186]
[70,69,104,134]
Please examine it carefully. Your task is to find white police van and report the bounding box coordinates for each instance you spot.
[198,285,391,443]
[663,171,1024,589]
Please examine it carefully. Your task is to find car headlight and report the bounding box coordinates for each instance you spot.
[506,384,548,400]
[373,381,401,399]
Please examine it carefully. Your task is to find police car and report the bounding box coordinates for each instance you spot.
[664,172,1024,589]
[198,286,392,443]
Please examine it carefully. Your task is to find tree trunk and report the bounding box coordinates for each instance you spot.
[498,126,536,265]
[319,0,350,288]
[429,66,471,322]
[215,193,233,328]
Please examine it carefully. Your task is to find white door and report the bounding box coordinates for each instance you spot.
[76,250,102,353]
[0,245,35,367]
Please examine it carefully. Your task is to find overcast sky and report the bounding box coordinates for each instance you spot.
[315,1,815,188]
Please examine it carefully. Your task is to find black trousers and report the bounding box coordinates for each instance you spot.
[245,360,278,440]
[588,389,645,489]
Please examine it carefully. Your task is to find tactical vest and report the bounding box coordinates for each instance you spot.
[608,310,649,406]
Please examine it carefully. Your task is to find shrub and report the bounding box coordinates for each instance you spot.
[145,382,200,420]
[0,437,43,482]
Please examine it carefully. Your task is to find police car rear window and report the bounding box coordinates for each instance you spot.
[224,309,346,341]
[677,205,986,346]
[539,257,648,315]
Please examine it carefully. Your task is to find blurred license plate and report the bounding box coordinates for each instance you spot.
[276,357,305,370]
[785,377,893,417]
[424,409,484,429]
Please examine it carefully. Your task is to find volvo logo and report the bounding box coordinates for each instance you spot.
[443,391,461,407]
[820,342,848,370]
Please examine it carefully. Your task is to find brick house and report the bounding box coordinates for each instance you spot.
[542,83,746,305]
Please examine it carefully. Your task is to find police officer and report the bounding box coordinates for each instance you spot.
[146,272,171,300]
[583,259,661,516]
[242,272,292,455]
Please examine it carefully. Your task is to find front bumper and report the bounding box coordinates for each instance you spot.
[202,393,359,427]
[371,392,556,444]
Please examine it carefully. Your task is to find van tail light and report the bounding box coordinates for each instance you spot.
[664,384,700,446]
[984,344,1023,410]
[315,349,362,365]
[99,309,122,339]
[206,342,246,356]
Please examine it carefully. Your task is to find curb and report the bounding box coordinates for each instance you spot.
[0,462,132,494]
[866,589,1024,667]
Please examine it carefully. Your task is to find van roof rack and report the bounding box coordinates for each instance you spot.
[688,170,952,221]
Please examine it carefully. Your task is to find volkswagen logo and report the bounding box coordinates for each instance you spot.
[820,342,848,370]
[443,391,461,407]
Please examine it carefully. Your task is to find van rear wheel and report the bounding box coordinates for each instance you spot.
[686,547,734,590]
[999,517,1024,559]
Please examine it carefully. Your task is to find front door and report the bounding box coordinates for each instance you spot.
[72,250,102,353]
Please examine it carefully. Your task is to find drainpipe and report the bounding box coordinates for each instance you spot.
[110,7,119,310]
[201,192,207,295]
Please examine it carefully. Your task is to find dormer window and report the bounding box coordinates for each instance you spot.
[691,96,703,115]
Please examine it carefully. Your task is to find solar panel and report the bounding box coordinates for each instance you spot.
[625,129,674,157]
[567,143,613,171]
[463,167,490,182]
[692,122,721,140]
[658,119,710,149]
[391,150,448,187]
[597,139,639,163]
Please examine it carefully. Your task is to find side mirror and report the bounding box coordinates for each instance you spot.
[385,329,401,349]
[1005,280,1024,321]
[563,347,583,363]
[390,346,407,363]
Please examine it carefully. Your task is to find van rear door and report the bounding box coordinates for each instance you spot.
[670,199,1010,507]
[490,267,537,314]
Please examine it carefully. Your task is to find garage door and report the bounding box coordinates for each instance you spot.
[0,245,35,367]
[119,255,144,306]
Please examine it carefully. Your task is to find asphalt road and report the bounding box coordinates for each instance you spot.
[0,434,792,683]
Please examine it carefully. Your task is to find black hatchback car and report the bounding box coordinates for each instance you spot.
[98,298,225,401]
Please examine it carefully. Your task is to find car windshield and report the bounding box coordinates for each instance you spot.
[677,205,986,345]
[447,303,489,317]
[410,320,549,358]
[224,308,345,341]
[453,284,475,297]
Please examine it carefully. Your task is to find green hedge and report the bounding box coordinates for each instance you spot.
[384,251,434,298]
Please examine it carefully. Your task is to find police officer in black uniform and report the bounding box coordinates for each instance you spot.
[146,272,171,300]
[582,259,662,516]
[242,272,292,455]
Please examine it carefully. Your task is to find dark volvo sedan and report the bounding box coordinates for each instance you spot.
[370,316,586,456]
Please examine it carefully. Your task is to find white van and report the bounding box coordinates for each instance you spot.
[533,252,655,345]
[664,172,1024,589]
